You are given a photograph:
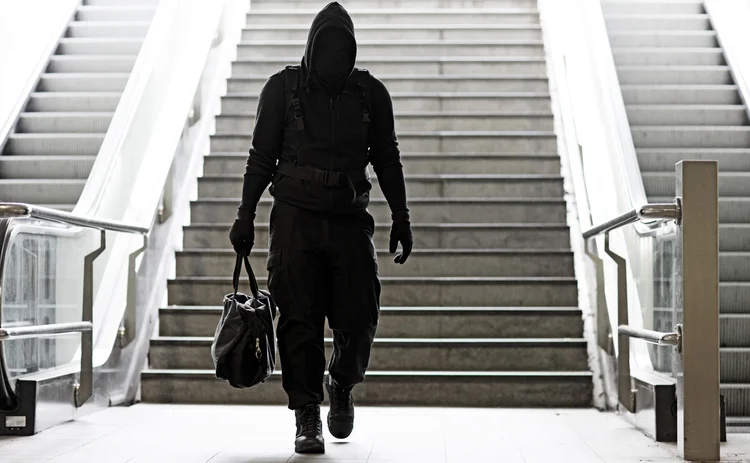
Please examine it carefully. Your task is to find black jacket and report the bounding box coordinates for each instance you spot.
[237,2,408,219]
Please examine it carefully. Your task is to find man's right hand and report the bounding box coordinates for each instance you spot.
[229,218,255,256]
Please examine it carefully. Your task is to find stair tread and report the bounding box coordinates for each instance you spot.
[19,111,115,116]
[30,92,122,97]
[620,84,737,89]
[207,152,560,158]
[172,276,577,282]
[195,197,566,204]
[179,248,572,255]
[152,337,587,345]
[58,37,143,43]
[142,369,593,377]
[200,173,563,180]
[229,74,549,81]
[186,222,570,228]
[9,133,105,138]
[225,91,551,97]
[160,305,581,313]
[244,24,542,30]
[233,56,546,63]
[250,8,539,14]
[241,40,544,46]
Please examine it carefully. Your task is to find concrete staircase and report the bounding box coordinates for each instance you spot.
[141,0,592,407]
[601,0,750,428]
[0,0,158,211]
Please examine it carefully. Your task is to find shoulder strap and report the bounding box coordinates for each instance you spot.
[352,68,371,124]
[284,66,305,132]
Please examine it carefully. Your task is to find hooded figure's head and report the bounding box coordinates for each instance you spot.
[302,2,357,95]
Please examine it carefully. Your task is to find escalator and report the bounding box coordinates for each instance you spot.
[600,0,750,429]
[0,0,159,211]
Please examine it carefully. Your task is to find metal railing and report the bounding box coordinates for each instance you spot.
[583,161,721,461]
[0,203,147,410]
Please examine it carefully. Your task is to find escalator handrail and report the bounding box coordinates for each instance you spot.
[0,203,148,235]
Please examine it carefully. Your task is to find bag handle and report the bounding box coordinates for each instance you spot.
[233,253,260,298]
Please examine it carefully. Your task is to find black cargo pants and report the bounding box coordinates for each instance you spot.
[266,201,380,410]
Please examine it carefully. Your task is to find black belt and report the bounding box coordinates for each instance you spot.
[276,160,369,188]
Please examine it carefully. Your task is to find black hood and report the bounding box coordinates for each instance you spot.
[302,2,357,93]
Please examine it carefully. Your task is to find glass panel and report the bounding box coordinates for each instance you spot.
[1,222,88,381]
[623,222,680,377]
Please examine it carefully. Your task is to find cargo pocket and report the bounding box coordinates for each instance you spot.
[266,250,286,303]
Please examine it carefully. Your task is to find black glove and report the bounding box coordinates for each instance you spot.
[389,213,413,264]
[229,217,254,256]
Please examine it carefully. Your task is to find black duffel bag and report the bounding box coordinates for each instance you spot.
[211,254,277,388]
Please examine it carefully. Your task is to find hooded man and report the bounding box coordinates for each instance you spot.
[229,2,413,454]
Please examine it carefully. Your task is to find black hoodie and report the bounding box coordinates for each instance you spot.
[237,2,409,218]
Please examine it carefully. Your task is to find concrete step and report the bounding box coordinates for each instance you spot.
[721,225,750,252]
[221,92,552,113]
[140,370,593,407]
[721,315,750,348]
[149,337,588,371]
[216,112,554,132]
[38,73,129,93]
[197,174,564,200]
[26,92,122,112]
[249,0,540,9]
[231,57,547,76]
[626,105,748,126]
[168,276,579,307]
[191,198,568,224]
[604,14,711,31]
[16,112,114,133]
[613,48,725,66]
[651,197,750,225]
[721,252,750,282]
[57,38,143,56]
[721,384,750,417]
[0,156,95,180]
[0,179,85,204]
[237,41,545,58]
[211,131,557,154]
[175,248,575,278]
[637,148,750,172]
[226,75,551,94]
[719,282,750,314]
[183,223,572,251]
[617,65,732,85]
[608,31,717,48]
[75,5,156,22]
[723,349,750,383]
[47,55,135,73]
[631,126,750,149]
[242,24,542,41]
[158,306,584,338]
[84,0,160,4]
[65,21,150,38]
[620,85,740,105]
[600,1,704,15]
[5,134,104,156]
[203,153,562,176]
[245,10,540,25]
[643,172,750,198]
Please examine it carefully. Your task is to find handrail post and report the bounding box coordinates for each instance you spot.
[675,161,720,461]
[604,232,635,413]
[76,230,105,408]
[120,235,147,348]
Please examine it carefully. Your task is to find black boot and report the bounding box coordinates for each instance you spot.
[325,374,354,439]
[294,404,325,454]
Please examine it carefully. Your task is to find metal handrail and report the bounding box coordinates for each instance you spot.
[0,203,148,235]
[582,202,681,239]
[0,322,93,342]
[618,325,682,348]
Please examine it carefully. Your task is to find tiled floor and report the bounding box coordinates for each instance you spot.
[0,405,748,462]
